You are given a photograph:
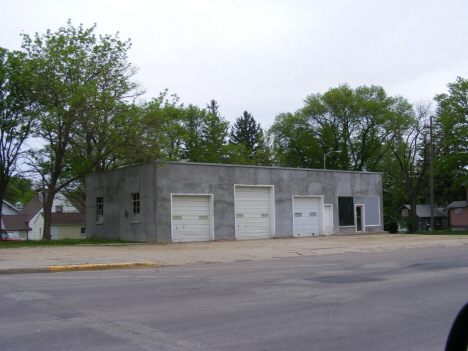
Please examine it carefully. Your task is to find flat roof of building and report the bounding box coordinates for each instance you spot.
[87,160,383,178]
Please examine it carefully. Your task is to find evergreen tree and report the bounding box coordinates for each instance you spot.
[202,99,229,163]
[229,111,262,158]
[206,99,220,118]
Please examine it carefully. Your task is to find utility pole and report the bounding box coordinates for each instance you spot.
[429,115,434,235]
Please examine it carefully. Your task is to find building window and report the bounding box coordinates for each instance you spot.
[55,205,63,213]
[364,197,380,226]
[455,208,462,214]
[132,193,140,221]
[338,197,355,226]
[96,197,104,222]
[80,227,86,235]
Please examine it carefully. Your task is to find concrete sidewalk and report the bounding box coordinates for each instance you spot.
[1,234,467,274]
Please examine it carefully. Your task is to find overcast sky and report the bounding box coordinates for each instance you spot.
[1,0,467,128]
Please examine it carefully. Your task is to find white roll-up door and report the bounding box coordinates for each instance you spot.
[172,195,211,242]
[293,197,322,237]
[235,186,272,240]
[323,204,333,235]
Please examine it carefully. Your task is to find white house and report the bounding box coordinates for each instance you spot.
[2,191,83,240]
[2,200,20,215]
[1,200,20,230]
[50,213,87,240]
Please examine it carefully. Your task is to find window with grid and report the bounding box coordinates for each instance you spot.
[132,193,140,221]
[96,197,104,222]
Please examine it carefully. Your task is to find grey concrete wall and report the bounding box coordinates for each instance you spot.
[86,161,383,242]
[154,162,383,242]
[86,163,158,242]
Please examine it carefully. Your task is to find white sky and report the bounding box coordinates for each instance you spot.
[1,0,467,128]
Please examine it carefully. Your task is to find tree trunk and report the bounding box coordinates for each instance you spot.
[0,188,5,231]
[42,189,55,240]
[408,193,418,233]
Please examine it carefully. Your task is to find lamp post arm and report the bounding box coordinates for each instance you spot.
[324,150,340,169]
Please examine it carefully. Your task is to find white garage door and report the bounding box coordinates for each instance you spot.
[235,186,272,240]
[172,195,211,242]
[293,197,322,237]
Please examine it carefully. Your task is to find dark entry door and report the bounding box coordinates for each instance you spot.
[356,206,362,231]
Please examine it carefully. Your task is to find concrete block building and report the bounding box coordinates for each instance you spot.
[85,162,384,242]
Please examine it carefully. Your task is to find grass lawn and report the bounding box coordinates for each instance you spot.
[0,238,143,248]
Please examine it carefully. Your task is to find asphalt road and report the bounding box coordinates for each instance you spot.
[1,246,467,351]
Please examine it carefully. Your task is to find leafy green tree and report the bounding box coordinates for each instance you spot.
[434,76,468,201]
[0,48,36,223]
[202,100,229,163]
[4,177,36,206]
[22,21,142,239]
[139,91,185,161]
[139,95,230,164]
[269,112,323,168]
[181,104,209,162]
[181,103,230,163]
[300,84,413,172]
[386,102,430,228]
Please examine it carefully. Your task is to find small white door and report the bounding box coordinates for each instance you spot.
[50,226,59,240]
[323,204,333,235]
[293,197,322,237]
[172,195,211,242]
[235,186,272,240]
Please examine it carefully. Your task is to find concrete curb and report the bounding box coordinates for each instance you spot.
[0,262,162,275]
[49,262,162,272]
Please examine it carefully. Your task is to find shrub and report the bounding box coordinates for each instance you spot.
[384,208,399,233]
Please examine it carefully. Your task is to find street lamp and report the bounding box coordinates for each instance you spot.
[324,150,340,169]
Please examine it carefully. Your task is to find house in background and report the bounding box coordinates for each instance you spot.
[447,189,468,231]
[2,191,84,240]
[2,195,43,240]
[50,213,87,239]
[1,200,20,230]
[2,200,20,215]
[398,204,448,232]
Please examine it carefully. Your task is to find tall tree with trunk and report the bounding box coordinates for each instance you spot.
[22,21,142,239]
[434,76,468,201]
[0,48,36,226]
[387,102,431,231]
